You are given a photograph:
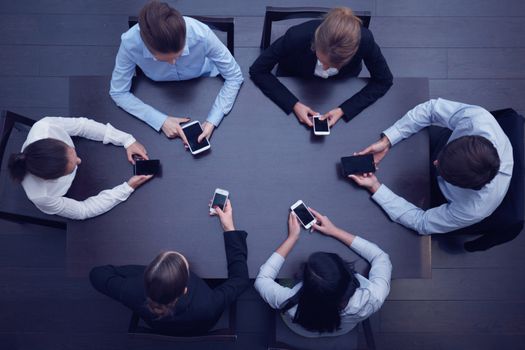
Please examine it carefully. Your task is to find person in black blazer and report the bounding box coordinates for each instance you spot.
[89,199,249,336]
[250,7,393,129]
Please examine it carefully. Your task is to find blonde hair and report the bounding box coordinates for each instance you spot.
[313,8,362,67]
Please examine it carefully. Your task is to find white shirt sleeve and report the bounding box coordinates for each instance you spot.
[109,42,168,131]
[31,182,134,220]
[42,116,136,148]
[371,184,482,235]
[203,26,244,126]
[350,236,392,308]
[254,252,298,309]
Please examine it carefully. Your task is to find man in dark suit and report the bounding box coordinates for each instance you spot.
[89,199,249,335]
[250,7,393,129]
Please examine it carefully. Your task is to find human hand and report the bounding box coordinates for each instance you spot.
[161,116,190,144]
[211,199,235,231]
[288,211,301,240]
[309,208,339,237]
[127,174,153,189]
[322,107,344,128]
[348,172,381,194]
[293,102,317,127]
[356,136,391,166]
[126,141,148,164]
[198,121,215,143]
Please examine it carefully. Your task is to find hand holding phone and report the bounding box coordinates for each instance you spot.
[210,188,229,214]
[133,158,160,176]
[181,121,211,155]
[290,200,317,229]
[313,115,330,136]
[341,154,375,177]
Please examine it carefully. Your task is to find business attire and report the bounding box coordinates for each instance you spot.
[21,117,136,220]
[110,17,244,131]
[254,236,391,338]
[249,20,393,122]
[90,230,249,336]
[372,98,514,235]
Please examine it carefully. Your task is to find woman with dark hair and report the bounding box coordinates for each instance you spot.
[89,199,250,335]
[8,117,152,220]
[255,208,392,337]
[250,7,393,130]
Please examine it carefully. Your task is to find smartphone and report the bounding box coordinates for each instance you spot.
[341,154,376,176]
[133,159,160,175]
[313,115,330,136]
[290,200,316,229]
[210,188,229,214]
[181,121,211,155]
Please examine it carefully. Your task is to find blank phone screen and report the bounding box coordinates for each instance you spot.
[293,203,315,226]
[183,123,210,152]
[134,160,160,175]
[212,193,227,211]
[341,155,375,176]
[314,117,329,132]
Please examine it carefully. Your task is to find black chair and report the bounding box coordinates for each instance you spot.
[0,110,66,229]
[268,311,376,350]
[128,15,235,56]
[460,108,525,251]
[128,302,238,343]
[260,6,371,50]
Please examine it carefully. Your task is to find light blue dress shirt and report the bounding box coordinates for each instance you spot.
[110,16,243,131]
[372,98,513,235]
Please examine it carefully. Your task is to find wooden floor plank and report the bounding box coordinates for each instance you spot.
[376,0,525,17]
[0,77,68,108]
[448,48,525,79]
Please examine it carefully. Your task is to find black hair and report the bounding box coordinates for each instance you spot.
[437,135,500,190]
[8,138,69,182]
[280,252,360,333]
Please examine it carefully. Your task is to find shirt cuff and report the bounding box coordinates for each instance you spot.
[122,181,135,195]
[268,252,286,269]
[146,109,169,132]
[103,123,136,148]
[206,109,224,127]
[382,125,403,146]
[349,236,367,250]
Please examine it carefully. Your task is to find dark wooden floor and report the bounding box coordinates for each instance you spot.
[1,1,524,349]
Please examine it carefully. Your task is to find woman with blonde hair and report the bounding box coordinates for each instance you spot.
[250,7,393,130]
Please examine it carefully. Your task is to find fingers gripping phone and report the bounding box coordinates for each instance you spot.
[341,154,375,176]
[290,200,316,229]
[181,121,211,155]
[210,188,229,214]
[313,115,330,136]
[133,158,160,175]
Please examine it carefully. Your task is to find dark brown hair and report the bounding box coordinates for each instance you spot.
[437,135,500,190]
[144,251,189,318]
[313,7,362,67]
[138,0,186,54]
[8,138,69,182]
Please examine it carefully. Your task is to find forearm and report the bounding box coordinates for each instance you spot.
[330,228,356,247]
[110,91,168,131]
[275,236,299,258]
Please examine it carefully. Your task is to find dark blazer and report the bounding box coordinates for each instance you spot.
[89,230,249,336]
[249,20,393,122]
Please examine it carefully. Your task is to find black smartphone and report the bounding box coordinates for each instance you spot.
[313,116,330,135]
[133,159,160,175]
[341,154,375,176]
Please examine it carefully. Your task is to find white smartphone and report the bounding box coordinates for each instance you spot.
[290,200,316,229]
[181,121,211,155]
[210,188,229,214]
[313,115,330,136]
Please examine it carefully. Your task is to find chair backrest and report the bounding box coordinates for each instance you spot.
[268,310,376,350]
[128,302,237,343]
[0,110,66,229]
[260,6,371,50]
[128,15,235,56]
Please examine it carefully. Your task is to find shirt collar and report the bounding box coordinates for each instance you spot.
[142,39,190,59]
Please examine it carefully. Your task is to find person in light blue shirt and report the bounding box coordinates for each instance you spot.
[110,1,243,145]
[348,98,513,235]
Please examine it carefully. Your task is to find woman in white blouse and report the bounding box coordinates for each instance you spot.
[254,208,392,338]
[7,117,152,220]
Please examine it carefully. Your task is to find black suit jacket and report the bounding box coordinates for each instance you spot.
[249,20,393,122]
[89,230,249,335]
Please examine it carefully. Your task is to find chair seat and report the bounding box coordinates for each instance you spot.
[273,312,358,350]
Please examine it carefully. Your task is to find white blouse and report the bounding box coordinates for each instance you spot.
[254,236,392,338]
[21,117,136,220]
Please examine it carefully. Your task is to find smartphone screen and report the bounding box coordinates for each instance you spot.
[341,154,375,176]
[211,192,228,211]
[183,122,210,153]
[134,159,160,175]
[293,203,316,227]
[314,117,329,132]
